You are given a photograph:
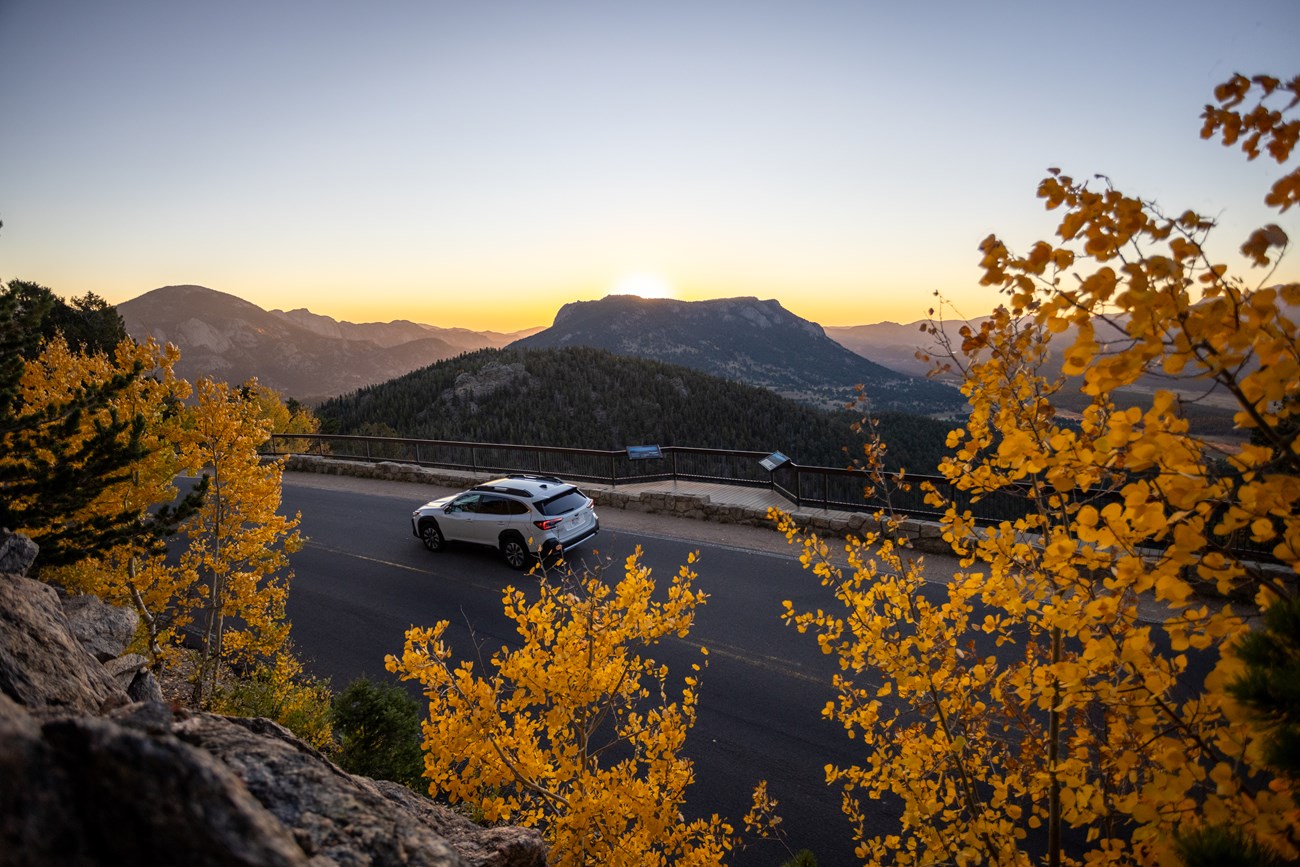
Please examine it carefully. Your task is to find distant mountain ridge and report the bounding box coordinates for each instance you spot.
[824,320,948,379]
[270,307,528,353]
[118,285,539,403]
[511,295,964,414]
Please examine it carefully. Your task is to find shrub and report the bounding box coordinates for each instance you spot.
[213,651,333,751]
[331,675,425,790]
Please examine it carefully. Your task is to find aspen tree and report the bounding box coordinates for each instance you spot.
[27,336,205,667]
[0,284,148,570]
[778,74,1299,865]
[178,377,302,706]
[388,549,778,866]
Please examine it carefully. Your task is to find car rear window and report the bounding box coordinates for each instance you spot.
[536,489,588,516]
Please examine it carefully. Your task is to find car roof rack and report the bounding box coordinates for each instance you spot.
[473,484,532,498]
[472,474,570,499]
[505,474,564,484]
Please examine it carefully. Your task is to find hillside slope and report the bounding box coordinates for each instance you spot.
[316,346,955,472]
[824,319,945,379]
[118,285,525,403]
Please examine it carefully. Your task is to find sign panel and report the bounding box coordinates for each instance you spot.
[626,445,663,460]
[759,451,790,472]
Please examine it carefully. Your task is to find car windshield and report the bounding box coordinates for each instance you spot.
[535,489,588,516]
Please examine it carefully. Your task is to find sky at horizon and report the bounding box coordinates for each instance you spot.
[2,1,1297,332]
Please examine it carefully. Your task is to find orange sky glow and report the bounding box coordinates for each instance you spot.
[1,1,1297,333]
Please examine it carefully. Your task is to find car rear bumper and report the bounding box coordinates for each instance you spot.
[542,520,600,555]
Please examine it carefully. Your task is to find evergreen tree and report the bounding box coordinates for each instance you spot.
[332,676,425,789]
[1229,595,1300,779]
[0,279,149,570]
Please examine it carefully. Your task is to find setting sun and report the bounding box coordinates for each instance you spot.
[608,273,676,300]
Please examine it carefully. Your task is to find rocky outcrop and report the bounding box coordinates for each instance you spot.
[62,594,139,663]
[0,530,546,866]
[0,575,129,716]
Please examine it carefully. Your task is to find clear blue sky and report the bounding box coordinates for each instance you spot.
[2,0,1296,330]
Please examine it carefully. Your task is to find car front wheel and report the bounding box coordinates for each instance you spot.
[500,535,531,571]
[420,522,444,553]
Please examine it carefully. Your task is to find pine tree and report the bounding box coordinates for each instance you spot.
[0,280,149,570]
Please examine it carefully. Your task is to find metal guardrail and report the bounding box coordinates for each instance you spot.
[265,433,1274,562]
[264,433,1033,524]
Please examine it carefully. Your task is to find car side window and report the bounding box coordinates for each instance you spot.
[504,500,529,516]
[479,496,508,516]
[449,493,481,513]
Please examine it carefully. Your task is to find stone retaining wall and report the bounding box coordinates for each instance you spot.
[283,455,957,555]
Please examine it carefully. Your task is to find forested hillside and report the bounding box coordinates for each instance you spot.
[316,346,955,472]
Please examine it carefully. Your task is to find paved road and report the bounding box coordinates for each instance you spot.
[281,471,966,866]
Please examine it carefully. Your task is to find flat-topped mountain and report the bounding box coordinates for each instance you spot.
[118,285,537,403]
[511,295,963,414]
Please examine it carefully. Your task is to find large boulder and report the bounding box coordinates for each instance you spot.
[371,781,545,867]
[0,532,547,867]
[62,594,139,662]
[0,531,38,575]
[172,713,479,865]
[0,708,311,866]
[0,575,129,715]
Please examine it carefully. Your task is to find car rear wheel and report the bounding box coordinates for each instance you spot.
[500,534,531,571]
[419,522,444,553]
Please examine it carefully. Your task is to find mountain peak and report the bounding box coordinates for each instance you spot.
[514,295,960,413]
[117,288,527,403]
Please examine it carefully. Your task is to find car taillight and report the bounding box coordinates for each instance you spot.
[534,518,561,531]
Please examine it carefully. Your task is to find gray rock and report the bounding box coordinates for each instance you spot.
[174,713,477,865]
[61,594,139,662]
[0,562,548,867]
[104,653,149,688]
[0,710,312,866]
[0,576,129,714]
[107,698,176,735]
[371,780,547,867]
[127,669,166,704]
[0,530,38,577]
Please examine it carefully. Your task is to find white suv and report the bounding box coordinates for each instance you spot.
[411,475,600,570]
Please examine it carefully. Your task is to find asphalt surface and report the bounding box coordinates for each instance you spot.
[280,470,971,866]
[278,468,1228,865]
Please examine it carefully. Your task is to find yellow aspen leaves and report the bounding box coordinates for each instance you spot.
[21,336,195,666]
[780,73,1299,866]
[176,378,303,707]
[387,550,776,866]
